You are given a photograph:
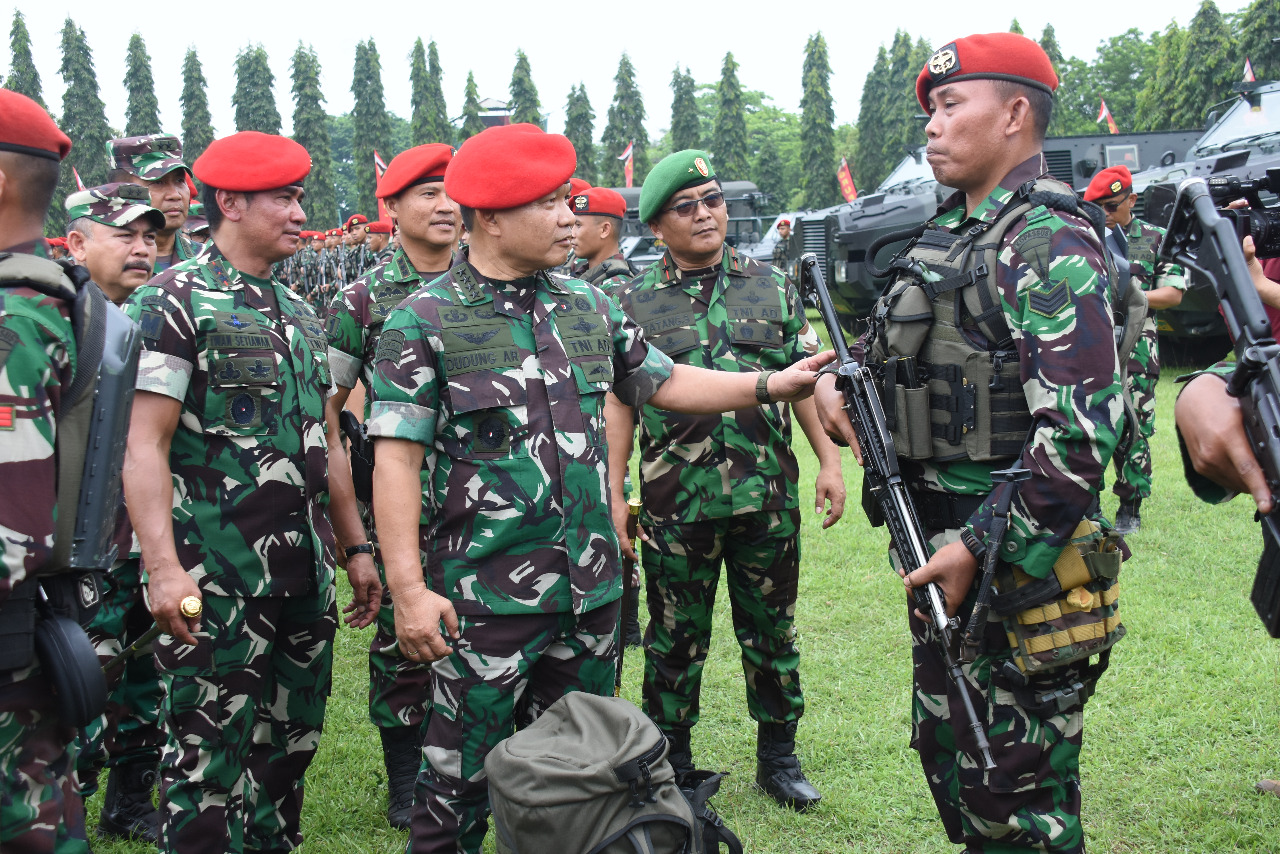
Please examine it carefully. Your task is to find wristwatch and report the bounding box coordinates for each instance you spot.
[345,543,374,559]
[755,370,776,404]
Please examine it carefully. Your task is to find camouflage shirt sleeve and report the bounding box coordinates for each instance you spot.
[124,283,196,401]
[366,302,440,446]
[325,282,369,390]
[609,291,674,410]
[965,209,1124,577]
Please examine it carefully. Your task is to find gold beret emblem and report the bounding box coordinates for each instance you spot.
[1110,180,1123,194]
[574,195,588,211]
[928,48,957,77]
[694,157,709,177]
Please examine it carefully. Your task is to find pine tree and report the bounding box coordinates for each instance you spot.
[712,52,750,182]
[180,49,214,166]
[752,134,786,212]
[853,44,890,192]
[564,84,596,184]
[233,45,281,134]
[6,11,42,107]
[459,71,484,142]
[351,39,391,218]
[670,66,700,152]
[124,33,160,136]
[1238,0,1280,83]
[599,53,649,186]
[425,41,451,143]
[801,33,840,208]
[1039,23,1065,68]
[1009,18,1024,35]
[54,18,113,233]
[508,50,541,126]
[1172,0,1236,128]
[290,43,336,229]
[410,39,451,145]
[409,38,430,145]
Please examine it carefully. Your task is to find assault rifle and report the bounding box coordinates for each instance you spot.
[1159,178,1280,637]
[799,252,996,771]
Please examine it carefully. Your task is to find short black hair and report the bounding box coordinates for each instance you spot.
[458,205,475,232]
[0,151,61,223]
[994,80,1053,141]
[201,182,224,232]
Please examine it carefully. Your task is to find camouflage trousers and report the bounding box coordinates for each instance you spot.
[0,673,88,853]
[410,602,618,854]
[154,588,337,854]
[641,508,804,733]
[909,529,1085,853]
[1113,332,1158,503]
[74,558,164,795]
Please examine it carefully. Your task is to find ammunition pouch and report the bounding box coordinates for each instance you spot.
[994,520,1125,677]
[33,599,107,727]
[0,581,37,670]
[993,650,1112,717]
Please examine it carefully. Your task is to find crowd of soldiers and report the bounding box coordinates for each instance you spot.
[2,28,1274,854]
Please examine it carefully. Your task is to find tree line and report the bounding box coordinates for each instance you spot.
[4,0,1275,235]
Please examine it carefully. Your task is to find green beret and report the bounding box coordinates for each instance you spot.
[639,149,717,223]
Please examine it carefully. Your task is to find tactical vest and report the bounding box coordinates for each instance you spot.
[1127,227,1160,269]
[581,257,636,288]
[867,176,1139,464]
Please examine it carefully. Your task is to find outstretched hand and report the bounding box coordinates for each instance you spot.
[766,351,837,403]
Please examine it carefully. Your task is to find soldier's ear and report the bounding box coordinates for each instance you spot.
[1004,93,1032,139]
[66,227,88,260]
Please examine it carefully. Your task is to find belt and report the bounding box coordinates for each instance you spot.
[914,492,986,531]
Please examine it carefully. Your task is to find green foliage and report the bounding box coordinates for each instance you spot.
[328,111,409,224]
[1172,0,1239,128]
[409,39,430,145]
[410,40,451,146]
[509,50,542,126]
[6,11,43,107]
[1239,0,1280,81]
[233,45,281,134]
[669,67,700,152]
[800,33,840,209]
[1135,23,1187,130]
[1009,17,1024,34]
[564,84,596,184]
[351,39,391,219]
[290,43,336,230]
[599,53,649,186]
[459,71,484,142]
[52,17,113,235]
[853,44,889,191]
[123,33,160,136]
[854,32,931,191]
[180,49,214,167]
[713,53,750,182]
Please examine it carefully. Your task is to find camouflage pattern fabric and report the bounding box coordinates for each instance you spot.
[617,245,809,526]
[1112,218,1186,503]
[871,156,1122,853]
[153,590,336,853]
[0,240,87,852]
[154,230,200,276]
[578,252,633,299]
[409,603,617,854]
[63,183,164,230]
[73,557,163,795]
[772,239,788,273]
[325,247,437,731]
[107,134,189,181]
[641,508,804,731]
[367,249,673,617]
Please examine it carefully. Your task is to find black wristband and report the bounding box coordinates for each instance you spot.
[960,528,987,561]
[345,543,374,559]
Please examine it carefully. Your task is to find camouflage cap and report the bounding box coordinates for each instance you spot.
[65,182,166,230]
[108,134,191,181]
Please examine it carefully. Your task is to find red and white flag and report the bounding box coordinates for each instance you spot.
[72,166,86,191]
[618,141,634,188]
[373,150,391,224]
[836,157,858,202]
[1096,99,1119,135]
[1244,58,1257,83]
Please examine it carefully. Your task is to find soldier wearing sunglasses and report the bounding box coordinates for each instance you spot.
[605,149,845,811]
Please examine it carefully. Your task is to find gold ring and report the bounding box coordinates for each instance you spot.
[180,596,202,618]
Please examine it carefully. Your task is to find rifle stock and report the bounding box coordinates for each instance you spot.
[798,253,996,770]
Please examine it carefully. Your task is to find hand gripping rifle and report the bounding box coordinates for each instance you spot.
[1159,178,1280,637]
[799,253,996,771]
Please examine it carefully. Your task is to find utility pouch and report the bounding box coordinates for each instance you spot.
[993,520,1125,676]
[0,580,37,671]
[40,571,104,628]
[33,595,107,727]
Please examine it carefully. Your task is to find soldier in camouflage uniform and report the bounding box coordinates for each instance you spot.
[772,218,791,273]
[815,35,1124,853]
[0,89,90,854]
[608,150,843,813]
[569,187,635,297]
[1084,166,1186,534]
[343,214,373,284]
[121,132,381,854]
[367,124,831,854]
[366,220,395,267]
[108,134,201,273]
[62,183,167,841]
[324,143,458,830]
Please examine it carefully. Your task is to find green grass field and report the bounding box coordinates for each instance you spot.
[88,372,1280,853]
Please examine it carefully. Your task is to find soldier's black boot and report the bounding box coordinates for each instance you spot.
[97,759,159,842]
[622,586,643,647]
[664,727,695,779]
[379,725,420,830]
[1115,499,1141,534]
[755,721,821,812]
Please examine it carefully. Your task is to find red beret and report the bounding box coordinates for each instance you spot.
[0,90,71,161]
[569,177,592,196]
[1083,165,1133,202]
[345,214,369,230]
[571,187,625,219]
[377,143,454,199]
[777,219,790,227]
[445,123,576,210]
[193,131,310,192]
[916,33,1058,112]
[367,220,392,234]
[47,236,67,248]
[328,228,342,237]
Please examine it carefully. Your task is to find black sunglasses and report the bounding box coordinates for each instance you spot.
[662,191,726,218]
[1101,192,1132,213]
